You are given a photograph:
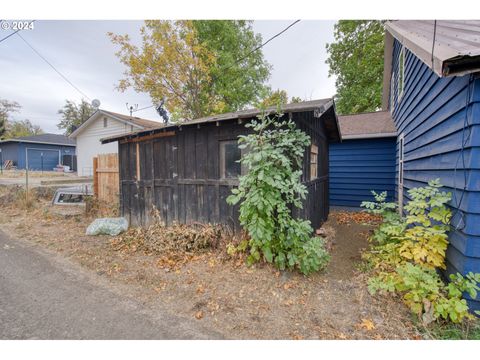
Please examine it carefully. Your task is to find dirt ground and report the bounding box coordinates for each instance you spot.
[0,185,419,339]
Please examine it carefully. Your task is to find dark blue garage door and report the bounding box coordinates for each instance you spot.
[329,138,396,207]
[26,149,60,171]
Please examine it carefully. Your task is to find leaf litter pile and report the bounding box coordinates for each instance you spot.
[0,185,420,339]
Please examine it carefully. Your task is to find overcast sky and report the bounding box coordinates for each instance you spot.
[0,20,336,133]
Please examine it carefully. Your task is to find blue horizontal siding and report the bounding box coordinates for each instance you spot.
[390,38,480,310]
[329,138,396,207]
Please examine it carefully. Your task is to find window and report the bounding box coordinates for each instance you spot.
[398,46,405,100]
[131,125,134,131]
[220,140,241,179]
[310,144,318,180]
[103,117,108,128]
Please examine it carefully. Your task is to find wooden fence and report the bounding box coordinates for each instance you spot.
[93,153,119,204]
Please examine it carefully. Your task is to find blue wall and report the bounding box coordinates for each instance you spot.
[389,38,480,311]
[2,142,76,170]
[329,138,397,207]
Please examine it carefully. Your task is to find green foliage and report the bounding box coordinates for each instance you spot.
[326,20,385,114]
[0,99,21,139]
[227,111,329,275]
[110,20,271,120]
[0,100,43,139]
[193,20,271,113]
[400,179,451,269]
[260,89,289,108]
[362,179,480,324]
[361,191,406,245]
[5,119,43,138]
[57,99,95,135]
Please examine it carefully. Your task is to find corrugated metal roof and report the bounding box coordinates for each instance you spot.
[0,133,76,146]
[338,111,397,139]
[101,99,340,144]
[386,20,480,77]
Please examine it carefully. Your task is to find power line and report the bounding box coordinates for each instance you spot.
[0,20,36,44]
[221,20,301,72]
[16,32,91,101]
[132,20,301,114]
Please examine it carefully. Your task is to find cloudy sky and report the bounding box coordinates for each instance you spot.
[0,20,336,133]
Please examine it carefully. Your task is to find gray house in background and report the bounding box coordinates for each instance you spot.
[0,133,76,171]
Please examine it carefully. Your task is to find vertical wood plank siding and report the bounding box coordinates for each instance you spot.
[329,138,397,207]
[390,38,480,311]
[118,111,330,233]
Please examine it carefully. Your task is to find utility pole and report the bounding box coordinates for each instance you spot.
[0,148,3,175]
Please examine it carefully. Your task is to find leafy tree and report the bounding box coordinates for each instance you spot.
[57,99,95,135]
[5,119,43,138]
[290,96,303,103]
[326,20,386,114]
[261,89,288,107]
[0,99,21,139]
[227,111,330,275]
[193,20,271,112]
[109,20,271,121]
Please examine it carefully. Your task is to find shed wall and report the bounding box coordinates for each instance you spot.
[118,112,330,232]
[390,38,480,310]
[329,138,396,207]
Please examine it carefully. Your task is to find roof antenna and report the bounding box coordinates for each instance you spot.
[91,99,101,109]
[156,99,169,124]
[126,103,138,117]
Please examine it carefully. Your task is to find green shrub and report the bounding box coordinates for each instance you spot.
[362,179,480,324]
[227,110,329,274]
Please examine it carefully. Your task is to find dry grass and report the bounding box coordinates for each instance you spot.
[0,170,69,179]
[0,184,420,339]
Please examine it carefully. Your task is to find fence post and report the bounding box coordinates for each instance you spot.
[93,156,98,197]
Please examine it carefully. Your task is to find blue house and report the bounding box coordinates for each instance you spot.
[329,111,397,208]
[0,133,76,171]
[383,20,480,311]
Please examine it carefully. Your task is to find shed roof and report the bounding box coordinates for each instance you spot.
[385,20,480,77]
[101,99,341,144]
[338,111,397,140]
[0,133,76,146]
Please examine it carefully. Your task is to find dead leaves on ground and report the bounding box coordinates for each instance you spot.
[333,211,382,225]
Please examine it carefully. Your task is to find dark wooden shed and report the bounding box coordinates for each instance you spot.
[101,99,340,231]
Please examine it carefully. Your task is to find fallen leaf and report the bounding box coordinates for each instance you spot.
[195,311,204,320]
[358,318,375,331]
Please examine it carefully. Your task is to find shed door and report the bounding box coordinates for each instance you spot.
[26,148,60,171]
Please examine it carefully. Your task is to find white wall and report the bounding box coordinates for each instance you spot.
[75,115,138,176]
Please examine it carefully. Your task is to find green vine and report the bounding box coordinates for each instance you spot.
[227,111,329,274]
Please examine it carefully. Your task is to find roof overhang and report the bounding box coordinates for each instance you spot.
[383,20,480,109]
[69,110,145,138]
[342,132,397,140]
[101,99,342,144]
[0,139,76,147]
